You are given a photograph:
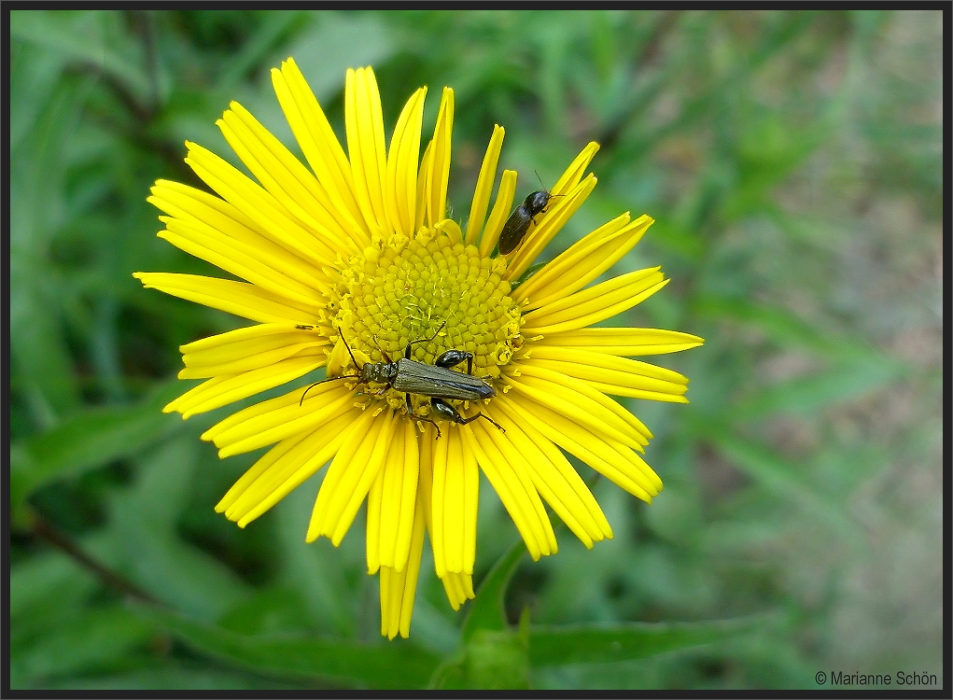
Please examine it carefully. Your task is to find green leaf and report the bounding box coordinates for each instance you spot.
[10,11,152,105]
[9,74,87,427]
[139,608,442,690]
[107,436,251,621]
[435,629,531,690]
[429,541,532,689]
[218,11,309,90]
[9,41,68,152]
[45,661,305,690]
[460,538,526,642]
[274,480,357,637]
[528,616,767,667]
[10,605,156,688]
[279,13,396,102]
[10,381,184,510]
[10,551,98,625]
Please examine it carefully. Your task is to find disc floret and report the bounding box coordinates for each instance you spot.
[330,227,521,420]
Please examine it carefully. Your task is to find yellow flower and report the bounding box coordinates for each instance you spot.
[134,59,703,639]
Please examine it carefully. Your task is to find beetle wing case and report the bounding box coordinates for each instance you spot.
[392,358,496,400]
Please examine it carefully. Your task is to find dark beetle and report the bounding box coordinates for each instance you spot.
[300,323,504,437]
[498,189,561,255]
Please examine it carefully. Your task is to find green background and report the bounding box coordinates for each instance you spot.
[8,9,944,690]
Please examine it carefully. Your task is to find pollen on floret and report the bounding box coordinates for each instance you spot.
[328,227,522,419]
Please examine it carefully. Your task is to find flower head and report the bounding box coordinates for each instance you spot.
[135,59,703,639]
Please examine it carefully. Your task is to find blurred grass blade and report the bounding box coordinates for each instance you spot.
[704,430,866,551]
[734,356,908,420]
[141,608,441,689]
[528,615,769,667]
[460,539,526,642]
[696,296,906,366]
[696,296,839,356]
[10,381,184,510]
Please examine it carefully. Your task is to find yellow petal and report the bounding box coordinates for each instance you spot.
[525,348,689,401]
[515,214,653,309]
[376,420,419,572]
[440,571,474,611]
[202,385,307,443]
[474,419,558,556]
[213,383,355,458]
[417,423,436,535]
[228,100,365,247]
[503,374,643,451]
[434,218,463,247]
[181,333,328,377]
[218,105,360,253]
[185,141,336,263]
[313,410,398,546]
[465,125,505,245]
[180,321,326,357]
[425,87,454,227]
[461,422,554,561]
[149,181,329,291]
[387,87,427,237]
[379,498,426,639]
[168,356,325,418]
[272,60,368,245]
[488,401,612,542]
[462,430,479,576]
[522,269,668,335]
[367,453,384,575]
[537,327,705,356]
[505,364,651,444]
[216,429,311,515]
[479,169,517,258]
[551,141,599,195]
[307,409,379,541]
[430,429,449,578]
[157,217,327,309]
[346,67,389,236]
[133,272,321,324]
[415,140,433,233]
[442,430,467,574]
[484,403,608,547]
[497,396,661,502]
[219,408,359,527]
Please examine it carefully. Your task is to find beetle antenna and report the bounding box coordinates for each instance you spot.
[534,169,545,190]
[336,328,361,369]
[408,319,448,353]
[299,374,358,406]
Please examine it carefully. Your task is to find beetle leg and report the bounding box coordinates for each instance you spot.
[434,349,474,375]
[406,393,441,438]
[405,320,448,359]
[431,398,505,434]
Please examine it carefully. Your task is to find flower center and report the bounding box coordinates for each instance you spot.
[330,226,522,418]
